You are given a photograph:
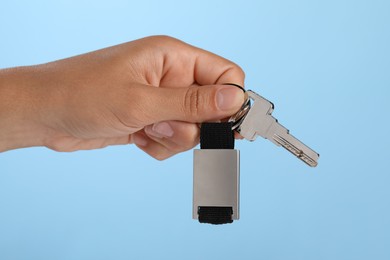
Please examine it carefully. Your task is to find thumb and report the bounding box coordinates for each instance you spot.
[139,85,245,124]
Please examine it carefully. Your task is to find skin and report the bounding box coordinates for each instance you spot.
[0,35,245,160]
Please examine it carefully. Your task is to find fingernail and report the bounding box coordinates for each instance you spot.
[133,134,148,147]
[217,87,244,111]
[152,122,174,138]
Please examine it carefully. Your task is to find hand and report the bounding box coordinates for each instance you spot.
[0,36,245,159]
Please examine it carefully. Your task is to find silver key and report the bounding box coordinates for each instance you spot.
[231,90,319,167]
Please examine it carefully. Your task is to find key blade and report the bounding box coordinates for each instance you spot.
[268,122,320,167]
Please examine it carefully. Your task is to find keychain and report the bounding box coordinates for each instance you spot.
[193,84,319,224]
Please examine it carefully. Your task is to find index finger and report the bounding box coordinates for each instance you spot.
[156,36,245,88]
[194,48,246,87]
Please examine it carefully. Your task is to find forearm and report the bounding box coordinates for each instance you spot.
[0,67,47,152]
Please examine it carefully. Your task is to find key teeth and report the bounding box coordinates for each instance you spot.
[273,134,319,167]
[296,151,318,167]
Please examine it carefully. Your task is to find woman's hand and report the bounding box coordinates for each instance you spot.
[0,36,245,159]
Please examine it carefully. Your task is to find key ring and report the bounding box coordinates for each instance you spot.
[224,83,251,130]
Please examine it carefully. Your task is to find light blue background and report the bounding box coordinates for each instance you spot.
[1,0,389,259]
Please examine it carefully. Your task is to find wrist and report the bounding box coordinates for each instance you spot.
[0,66,48,152]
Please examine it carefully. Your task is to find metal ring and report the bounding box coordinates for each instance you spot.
[223,83,245,92]
[223,83,251,131]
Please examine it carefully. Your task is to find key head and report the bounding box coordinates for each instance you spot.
[238,90,276,141]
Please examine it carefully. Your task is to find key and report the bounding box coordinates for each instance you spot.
[233,90,320,167]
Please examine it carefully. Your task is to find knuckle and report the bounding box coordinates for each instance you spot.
[145,143,174,161]
[145,35,179,46]
[183,87,202,120]
[47,142,63,152]
[45,138,73,152]
[229,64,246,84]
[236,65,246,80]
[153,152,172,161]
[180,127,200,149]
[221,63,246,86]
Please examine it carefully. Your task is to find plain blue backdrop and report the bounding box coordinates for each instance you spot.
[1,0,389,259]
